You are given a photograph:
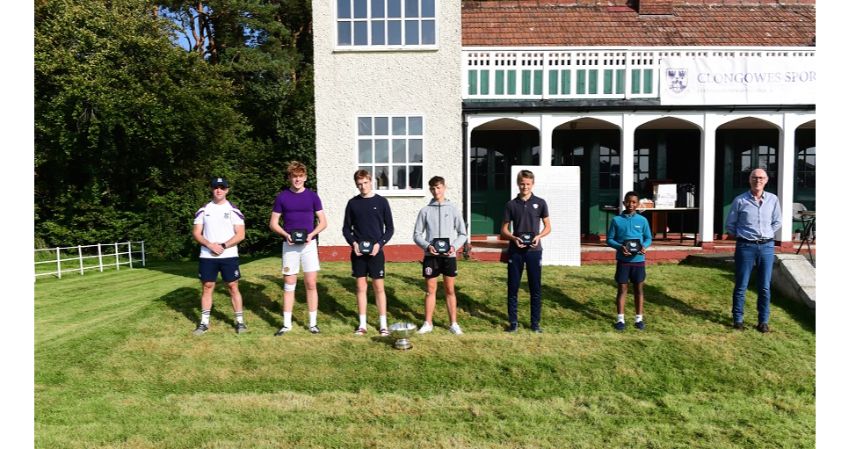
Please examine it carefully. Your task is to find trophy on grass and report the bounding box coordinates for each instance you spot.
[387,322,418,350]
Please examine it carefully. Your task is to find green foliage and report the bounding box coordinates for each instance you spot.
[35,0,315,257]
[34,260,816,448]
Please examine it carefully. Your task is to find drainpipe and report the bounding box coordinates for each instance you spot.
[462,114,471,260]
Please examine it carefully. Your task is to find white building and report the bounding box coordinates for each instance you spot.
[313,0,815,259]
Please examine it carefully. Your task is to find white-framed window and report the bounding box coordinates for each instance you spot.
[357,115,424,192]
[336,0,436,48]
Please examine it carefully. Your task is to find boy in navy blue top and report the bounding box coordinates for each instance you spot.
[500,170,551,333]
[343,169,395,336]
[606,191,653,331]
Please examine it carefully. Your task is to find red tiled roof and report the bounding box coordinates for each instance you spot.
[462,1,816,47]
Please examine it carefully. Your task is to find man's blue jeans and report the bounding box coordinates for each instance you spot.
[507,249,543,328]
[732,240,775,324]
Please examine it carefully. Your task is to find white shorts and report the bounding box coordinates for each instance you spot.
[281,239,320,276]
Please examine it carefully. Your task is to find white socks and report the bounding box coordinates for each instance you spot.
[283,311,292,328]
[201,309,211,325]
[309,311,318,327]
[616,314,625,323]
[379,315,387,330]
[235,311,244,324]
[635,314,643,323]
[359,314,368,329]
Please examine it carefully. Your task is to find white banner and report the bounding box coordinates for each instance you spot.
[659,56,815,105]
[510,166,581,266]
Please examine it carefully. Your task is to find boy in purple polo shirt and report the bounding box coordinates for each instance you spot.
[268,161,327,335]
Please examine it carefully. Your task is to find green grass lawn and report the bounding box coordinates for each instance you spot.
[34,257,815,449]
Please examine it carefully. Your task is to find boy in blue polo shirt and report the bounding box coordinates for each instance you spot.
[606,191,652,331]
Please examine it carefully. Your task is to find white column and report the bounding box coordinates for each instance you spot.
[464,114,473,235]
[699,116,717,244]
[777,114,796,243]
[539,114,553,167]
[619,113,635,206]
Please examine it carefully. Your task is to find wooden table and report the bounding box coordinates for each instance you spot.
[640,207,700,246]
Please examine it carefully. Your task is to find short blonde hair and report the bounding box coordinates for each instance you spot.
[286,161,307,177]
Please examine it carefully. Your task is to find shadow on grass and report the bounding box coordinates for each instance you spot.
[322,273,427,324]
[580,275,726,326]
[680,262,815,332]
[388,273,509,326]
[158,277,282,330]
[541,282,609,323]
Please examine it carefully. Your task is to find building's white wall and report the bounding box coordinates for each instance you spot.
[313,1,463,246]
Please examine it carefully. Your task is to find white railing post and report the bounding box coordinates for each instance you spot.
[140,241,146,267]
[98,243,103,272]
[78,245,84,275]
[128,241,133,269]
[56,247,61,279]
[114,242,120,270]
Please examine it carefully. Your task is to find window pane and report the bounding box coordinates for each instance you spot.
[405,20,419,45]
[358,140,372,163]
[392,117,406,135]
[337,22,352,46]
[422,0,435,17]
[409,139,423,162]
[374,165,390,189]
[394,166,407,189]
[372,20,385,45]
[359,165,372,175]
[374,117,389,135]
[408,116,422,135]
[371,0,385,18]
[375,139,389,163]
[358,117,372,135]
[354,21,368,45]
[405,0,418,17]
[409,165,423,189]
[388,20,402,44]
[338,0,351,18]
[388,0,401,17]
[353,0,367,18]
[421,20,435,45]
[393,139,407,162]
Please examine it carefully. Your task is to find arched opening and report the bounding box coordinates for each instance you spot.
[634,117,702,241]
[551,118,621,237]
[714,117,780,236]
[470,118,541,235]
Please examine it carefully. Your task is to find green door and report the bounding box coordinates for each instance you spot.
[470,130,538,235]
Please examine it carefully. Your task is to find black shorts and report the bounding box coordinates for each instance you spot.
[615,261,646,285]
[198,257,241,283]
[351,251,386,279]
[422,256,458,279]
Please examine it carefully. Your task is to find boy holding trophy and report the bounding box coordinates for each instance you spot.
[606,191,653,331]
[413,176,468,335]
[343,169,395,336]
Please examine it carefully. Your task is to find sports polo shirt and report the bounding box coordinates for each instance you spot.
[503,194,549,252]
[194,201,245,258]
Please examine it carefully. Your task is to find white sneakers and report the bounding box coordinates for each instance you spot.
[417,322,464,335]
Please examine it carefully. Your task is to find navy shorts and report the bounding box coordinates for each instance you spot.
[615,261,646,284]
[198,257,241,283]
[351,251,386,279]
[422,256,458,279]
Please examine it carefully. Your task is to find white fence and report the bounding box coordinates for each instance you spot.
[34,241,146,279]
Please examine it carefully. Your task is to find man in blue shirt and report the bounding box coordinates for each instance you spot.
[725,168,782,333]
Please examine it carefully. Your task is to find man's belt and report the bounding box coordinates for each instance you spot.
[736,237,773,244]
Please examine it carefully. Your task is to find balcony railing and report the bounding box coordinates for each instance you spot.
[462,47,816,101]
